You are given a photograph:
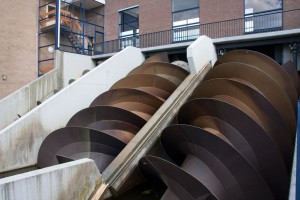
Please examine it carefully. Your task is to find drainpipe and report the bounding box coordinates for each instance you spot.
[289,42,299,70]
[55,0,61,50]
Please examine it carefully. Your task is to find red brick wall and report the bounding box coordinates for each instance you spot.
[104,0,172,41]
[283,0,300,30]
[200,0,244,24]
[200,0,244,38]
[105,0,300,42]
[0,0,38,99]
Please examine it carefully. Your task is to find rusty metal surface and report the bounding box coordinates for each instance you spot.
[138,50,296,200]
[139,156,215,200]
[90,88,164,110]
[37,53,188,173]
[204,62,296,134]
[192,78,293,168]
[127,62,189,86]
[90,89,163,121]
[110,74,177,100]
[163,125,275,200]
[215,49,298,106]
[178,98,289,199]
[37,127,126,171]
[87,120,138,144]
[67,105,146,129]
[282,60,300,95]
[187,115,258,168]
[142,52,169,64]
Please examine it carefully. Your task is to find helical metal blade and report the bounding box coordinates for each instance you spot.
[110,74,177,100]
[178,98,289,199]
[127,62,189,86]
[66,105,147,129]
[159,124,275,200]
[37,127,126,171]
[192,78,293,168]
[215,49,297,105]
[142,52,170,64]
[139,50,296,200]
[37,55,187,173]
[204,62,296,134]
[139,155,215,200]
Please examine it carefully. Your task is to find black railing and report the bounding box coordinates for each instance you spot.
[95,8,300,55]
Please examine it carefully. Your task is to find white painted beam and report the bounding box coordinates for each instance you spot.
[187,35,217,74]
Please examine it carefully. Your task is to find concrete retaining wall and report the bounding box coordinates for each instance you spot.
[0,47,145,172]
[62,52,96,87]
[0,69,61,131]
[0,159,105,200]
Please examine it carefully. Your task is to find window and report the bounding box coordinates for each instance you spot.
[172,0,199,42]
[245,0,282,33]
[119,7,139,49]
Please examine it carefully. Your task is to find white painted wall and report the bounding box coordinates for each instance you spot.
[0,69,60,131]
[0,47,145,172]
[62,52,96,87]
[0,159,104,200]
[187,35,217,74]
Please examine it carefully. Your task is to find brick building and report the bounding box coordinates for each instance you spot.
[103,0,300,63]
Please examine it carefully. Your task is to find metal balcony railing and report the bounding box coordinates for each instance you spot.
[95,8,300,55]
[38,0,104,75]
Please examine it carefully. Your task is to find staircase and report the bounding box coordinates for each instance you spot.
[60,10,93,55]
[62,27,92,55]
[40,9,93,56]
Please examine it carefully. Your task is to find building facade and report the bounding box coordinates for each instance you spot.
[103,0,300,64]
[105,0,300,40]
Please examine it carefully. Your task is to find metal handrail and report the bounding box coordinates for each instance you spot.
[95,8,300,55]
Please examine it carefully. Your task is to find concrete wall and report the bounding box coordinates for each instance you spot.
[0,159,104,200]
[62,52,96,86]
[0,47,145,173]
[104,0,172,41]
[0,69,61,131]
[0,0,39,100]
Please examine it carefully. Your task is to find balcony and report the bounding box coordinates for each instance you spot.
[96,8,300,55]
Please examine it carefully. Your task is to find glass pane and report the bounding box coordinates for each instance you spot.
[245,0,282,13]
[173,0,199,12]
[173,9,199,27]
[253,12,282,30]
[120,7,139,34]
[245,11,282,33]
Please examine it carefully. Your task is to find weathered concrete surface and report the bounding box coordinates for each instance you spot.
[0,159,106,200]
[0,69,61,131]
[0,47,145,173]
[62,52,96,87]
[187,35,217,74]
